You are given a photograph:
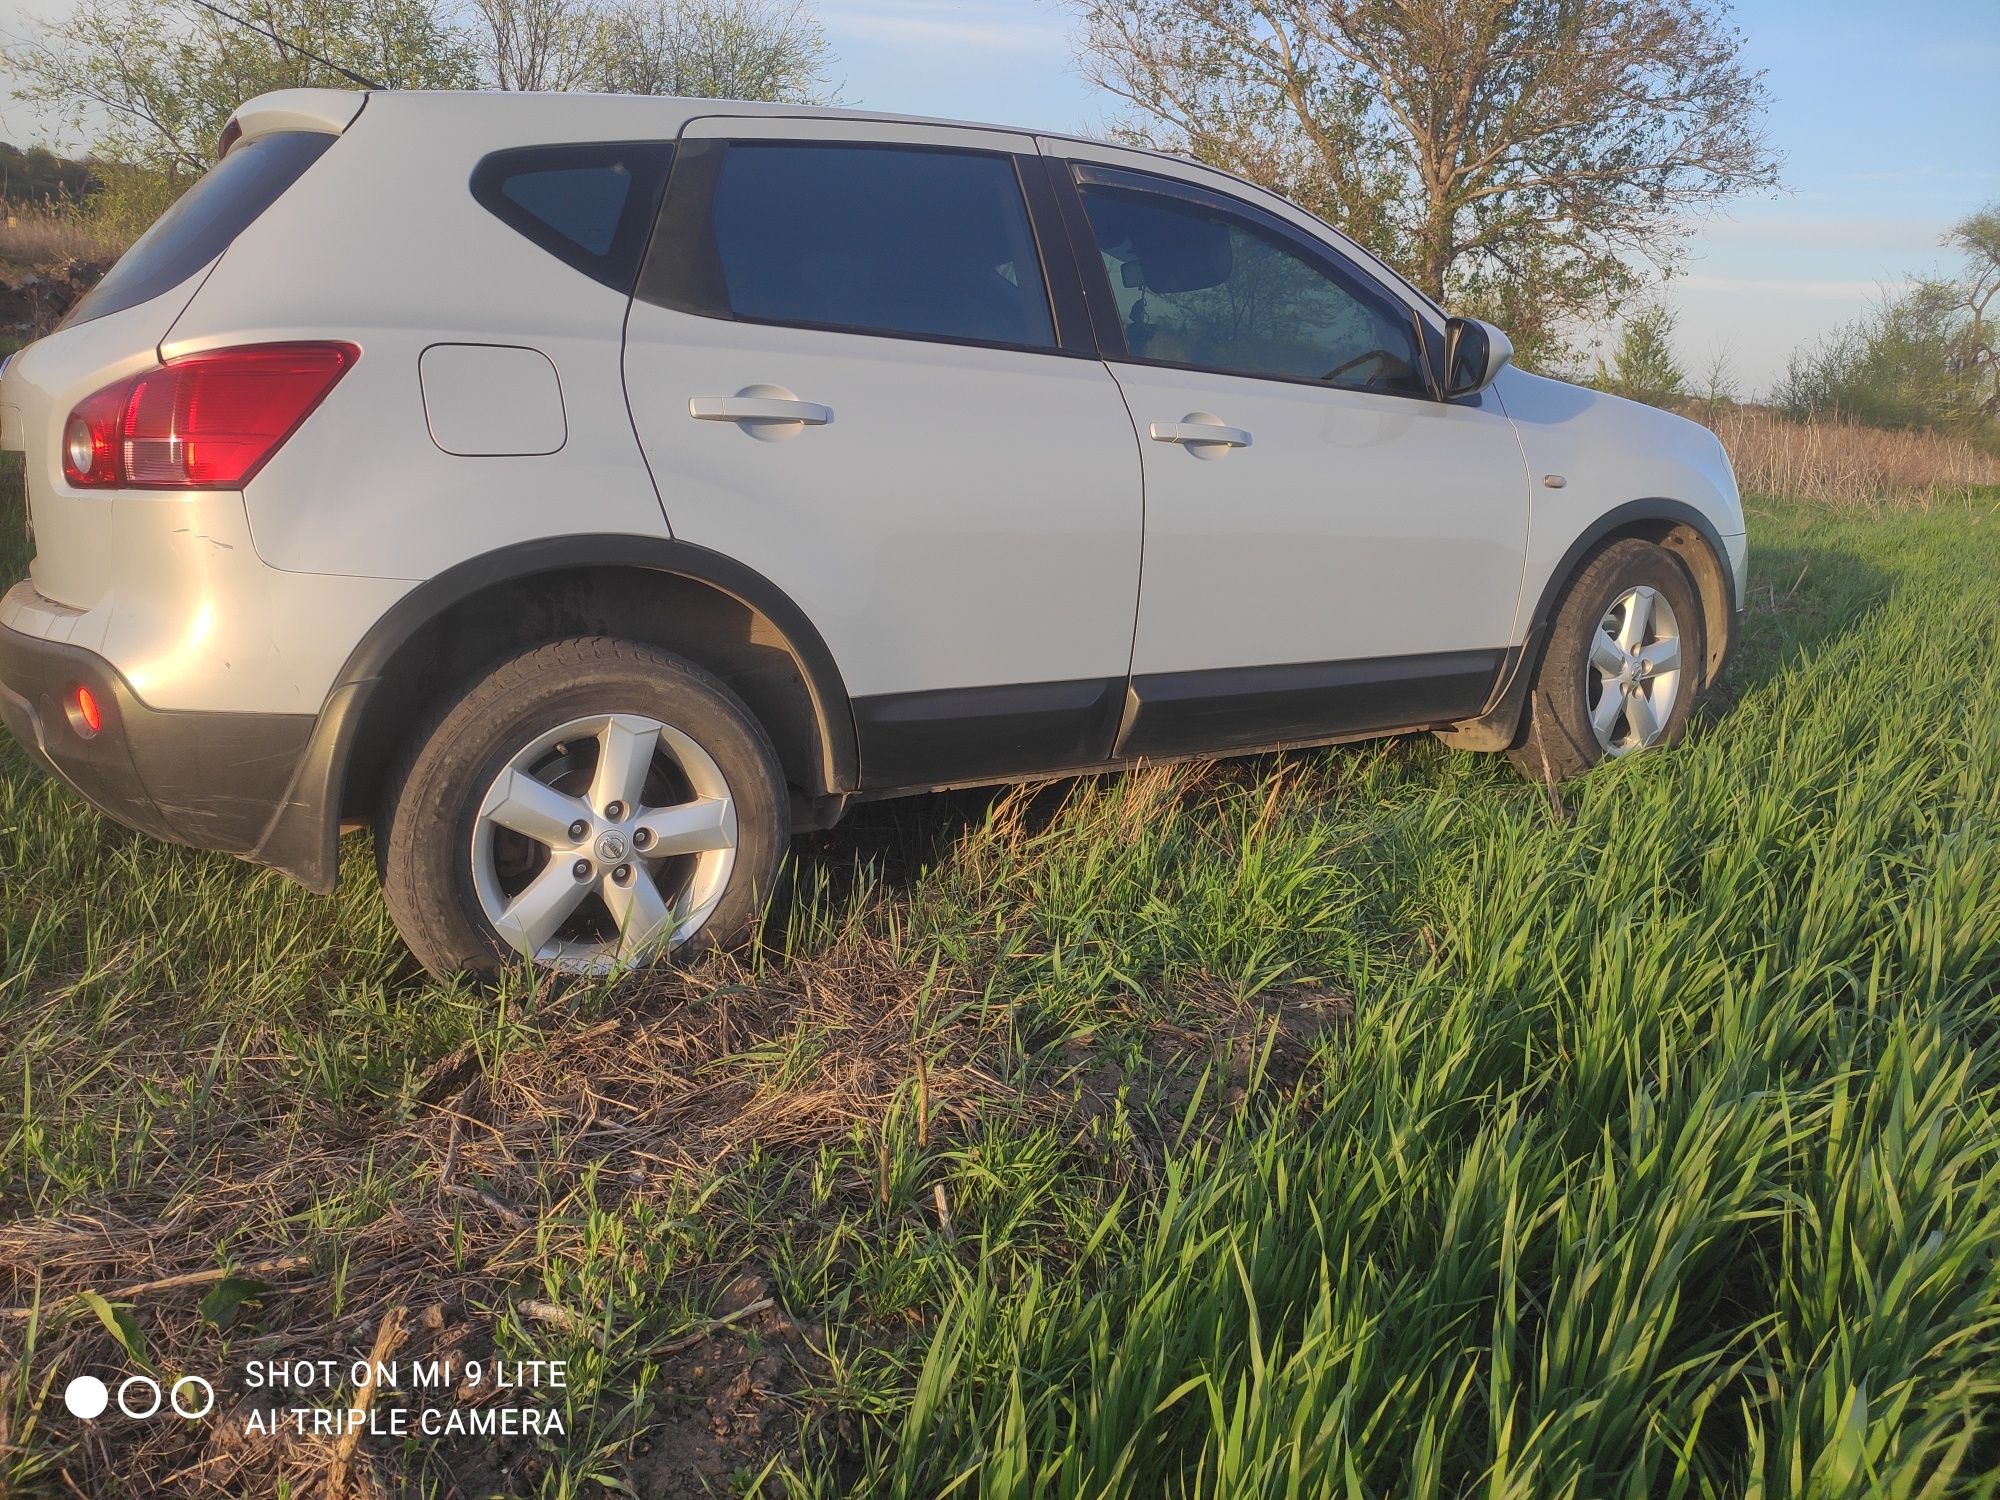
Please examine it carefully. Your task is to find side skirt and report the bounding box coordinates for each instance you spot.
[852,649,1506,796]
[853,676,1127,791]
[1118,650,1504,761]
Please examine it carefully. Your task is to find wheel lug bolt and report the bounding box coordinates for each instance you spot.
[632,828,653,851]
[612,864,633,884]
[573,858,592,880]
[605,801,626,821]
[568,819,588,841]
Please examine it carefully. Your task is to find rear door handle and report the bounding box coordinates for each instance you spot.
[690,395,832,426]
[1149,418,1252,449]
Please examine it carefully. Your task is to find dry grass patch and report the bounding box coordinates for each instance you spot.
[1703,403,2000,503]
[0,207,123,274]
[0,922,1326,1497]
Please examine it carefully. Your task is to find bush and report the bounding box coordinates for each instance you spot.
[72,160,180,251]
[1773,281,1989,440]
[1592,303,1687,408]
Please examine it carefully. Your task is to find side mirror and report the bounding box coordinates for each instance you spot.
[1443,317,1513,398]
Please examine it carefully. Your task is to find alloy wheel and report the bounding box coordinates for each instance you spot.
[1585,585,1684,756]
[469,713,737,973]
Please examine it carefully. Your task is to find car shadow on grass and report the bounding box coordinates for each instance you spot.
[1699,540,1894,726]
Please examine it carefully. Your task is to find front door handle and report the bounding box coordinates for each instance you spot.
[1149,415,1252,449]
[690,393,833,426]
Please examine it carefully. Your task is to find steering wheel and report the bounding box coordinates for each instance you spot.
[1321,349,1396,385]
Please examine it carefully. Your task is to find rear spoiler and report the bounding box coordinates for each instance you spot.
[216,88,365,158]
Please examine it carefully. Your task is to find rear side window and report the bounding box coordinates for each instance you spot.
[65,131,335,329]
[641,141,1057,351]
[471,142,676,293]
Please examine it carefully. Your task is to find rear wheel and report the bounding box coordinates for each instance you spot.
[379,638,786,979]
[1507,539,1704,783]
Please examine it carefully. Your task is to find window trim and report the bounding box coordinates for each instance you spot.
[1041,154,1133,360]
[470,140,678,295]
[1061,160,1442,403]
[634,136,1094,360]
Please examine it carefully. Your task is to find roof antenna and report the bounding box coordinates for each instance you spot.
[183,0,387,90]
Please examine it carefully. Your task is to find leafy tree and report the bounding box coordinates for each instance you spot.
[471,0,601,90]
[1593,302,1686,408]
[4,0,477,187]
[5,0,833,243]
[1942,202,1998,419]
[468,0,834,98]
[592,0,835,101]
[1069,0,1780,365]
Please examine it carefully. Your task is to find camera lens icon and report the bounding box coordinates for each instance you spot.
[63,1373,213,1421]
[170,1377,215,1418]
[63,1376,108,1419]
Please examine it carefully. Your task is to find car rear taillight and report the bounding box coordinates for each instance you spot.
[62,383,124,486]
[61,343,359,490]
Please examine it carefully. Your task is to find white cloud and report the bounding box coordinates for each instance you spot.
[1842,165,2000,186]
[1683,213,1954,254]
[1676,274,1917,300]
[821,1,1067,54]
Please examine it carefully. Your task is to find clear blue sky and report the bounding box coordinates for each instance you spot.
[2,0,1995,393]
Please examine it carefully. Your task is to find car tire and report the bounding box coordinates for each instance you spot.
[1506,539,1705,784]
[378,637,787,980]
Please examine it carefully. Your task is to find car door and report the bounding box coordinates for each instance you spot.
[1046,148,1533,758]
[623,117,1143,790]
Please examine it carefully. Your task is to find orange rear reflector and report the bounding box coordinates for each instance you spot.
[71,685,101,737]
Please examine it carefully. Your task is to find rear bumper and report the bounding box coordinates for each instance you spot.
[0,617,317,868]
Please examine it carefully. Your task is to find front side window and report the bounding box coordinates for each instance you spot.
[1075,167,1429,397]
[654,142,1057,350]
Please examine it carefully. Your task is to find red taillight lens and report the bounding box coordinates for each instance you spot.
[215,117,242,159]
[70,685,102,737]
[61,343,359,490]
[62,384,124,487]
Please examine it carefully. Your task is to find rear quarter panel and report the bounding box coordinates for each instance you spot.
[163,92,703,583]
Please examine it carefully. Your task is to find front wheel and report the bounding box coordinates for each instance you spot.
[1507,538,1705,783]
[378,638,787,979]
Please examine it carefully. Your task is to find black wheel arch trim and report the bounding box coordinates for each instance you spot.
[1440,498,1741,753]
[250,534,860,893]
[1532,499,1740,633]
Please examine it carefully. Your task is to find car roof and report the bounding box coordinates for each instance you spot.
[245,86,1194,167]
[234,87,1441,320]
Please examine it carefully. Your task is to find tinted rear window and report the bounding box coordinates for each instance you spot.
[470,142,676,292]
[65,130,334,329]
[641,141,1057,351]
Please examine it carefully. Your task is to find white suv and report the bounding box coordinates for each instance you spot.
[0,88,1747,978]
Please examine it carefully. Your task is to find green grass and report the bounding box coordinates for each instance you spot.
[2,473,1998,1498]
